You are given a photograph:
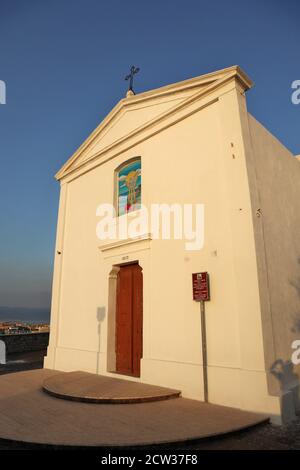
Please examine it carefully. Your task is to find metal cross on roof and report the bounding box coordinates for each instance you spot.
[125,65,140,94]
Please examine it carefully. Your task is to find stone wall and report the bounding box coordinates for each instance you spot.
[0,332,49,354]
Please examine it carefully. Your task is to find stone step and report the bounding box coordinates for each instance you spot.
[42,370,181,404]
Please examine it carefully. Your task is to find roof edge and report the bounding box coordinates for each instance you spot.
[55,66,253,180]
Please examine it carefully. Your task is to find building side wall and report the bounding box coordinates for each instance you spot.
[247,115,300,410]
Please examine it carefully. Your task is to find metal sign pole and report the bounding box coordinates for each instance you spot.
[200,300,208,403]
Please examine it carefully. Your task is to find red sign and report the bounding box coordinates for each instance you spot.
[192,272,210,301]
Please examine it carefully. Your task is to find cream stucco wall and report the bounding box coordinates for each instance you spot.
[45,70,282,420]
[245,114,300,420]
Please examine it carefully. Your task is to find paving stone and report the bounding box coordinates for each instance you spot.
[0,369,268,447]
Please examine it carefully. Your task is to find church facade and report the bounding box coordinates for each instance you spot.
[44,66,300,423]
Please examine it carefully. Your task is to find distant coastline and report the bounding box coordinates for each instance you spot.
[0,306,50,324]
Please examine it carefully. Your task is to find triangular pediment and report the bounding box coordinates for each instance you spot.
[56,66,252,180]
[72,89,196,168]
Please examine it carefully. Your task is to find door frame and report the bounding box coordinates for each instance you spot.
[106,261,143,377]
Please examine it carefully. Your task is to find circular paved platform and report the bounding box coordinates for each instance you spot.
[0,369,269,447]
[43,370,181,403]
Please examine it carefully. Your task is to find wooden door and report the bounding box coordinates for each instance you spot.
[116,263,143,377]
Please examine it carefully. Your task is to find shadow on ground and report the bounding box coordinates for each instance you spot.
[0,351,299,450]
[0,349,46,376]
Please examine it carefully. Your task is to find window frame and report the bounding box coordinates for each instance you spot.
[114,156,142,218]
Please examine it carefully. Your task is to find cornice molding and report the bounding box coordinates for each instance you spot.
[98,233,152,252]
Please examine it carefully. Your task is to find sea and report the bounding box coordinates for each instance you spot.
[0,306,50,324]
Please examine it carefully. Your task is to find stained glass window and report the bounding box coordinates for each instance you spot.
[117,158,141,216]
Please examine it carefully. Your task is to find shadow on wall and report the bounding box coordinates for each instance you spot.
[290,257,300,333]
[96,307,106,374]
[271,359,300,421]
[268,257,300,422]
